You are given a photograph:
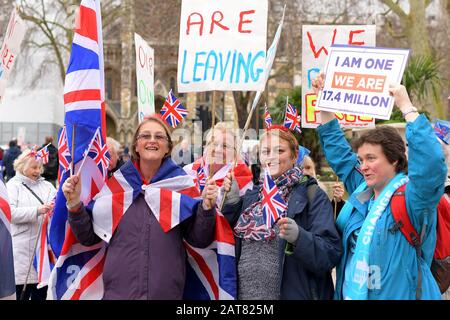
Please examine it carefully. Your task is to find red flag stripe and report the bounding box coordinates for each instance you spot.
[106,176,125,233]
[185,244,219,299]
[38,217,48,283]
[159,189,172,232]
[75,5,98,42]
[0,196,11,222]
[214,214,235,245]
[64,89,101,104]
[70,253,106,300]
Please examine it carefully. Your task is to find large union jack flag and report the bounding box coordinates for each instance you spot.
[283,103,301,134]
[0,174,15,299]
[48,0,108,300]
[261,168,287,229]
[160,89,188,128]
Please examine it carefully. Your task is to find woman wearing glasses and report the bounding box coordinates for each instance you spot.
[62,116,218,299]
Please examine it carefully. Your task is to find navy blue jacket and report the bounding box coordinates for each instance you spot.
[222,177,342,300]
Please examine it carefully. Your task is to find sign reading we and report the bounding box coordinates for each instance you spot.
[317,45,410,120]
[301,25,376,128]
[177,0,268,93]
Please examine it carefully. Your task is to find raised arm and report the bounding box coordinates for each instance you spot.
[312,73,365,194]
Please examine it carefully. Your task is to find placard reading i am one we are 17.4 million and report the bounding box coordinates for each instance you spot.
[316,45,410,120]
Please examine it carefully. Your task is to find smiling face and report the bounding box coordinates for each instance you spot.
[357,143,397,194]
[259,132,297,179]
[134,121,170,166]
[204,129,236,168]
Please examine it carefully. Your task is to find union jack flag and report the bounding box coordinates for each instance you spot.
[160,90,188,128]
[58,126,72,174]
[196,161,207,192]
[184,211,236,300]
[284,103,301,134]
[33,211,57,289]
[0,174,15,298]
[264,104,272,128]
[434,119,450,144]
[48,0,108,300]
[261,168,287,228]
[36,146,50,165]
[82,127,110,178]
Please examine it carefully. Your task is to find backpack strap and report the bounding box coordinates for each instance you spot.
[390,184,423,300]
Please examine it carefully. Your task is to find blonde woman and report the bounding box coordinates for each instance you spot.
[6,149,56,300]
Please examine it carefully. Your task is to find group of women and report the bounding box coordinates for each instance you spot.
[7,78,447,300]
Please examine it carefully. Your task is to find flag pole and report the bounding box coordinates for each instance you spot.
[208,91,217,179]
[70,125,76,176]
[218,91,263,211]
[20,206,46,300]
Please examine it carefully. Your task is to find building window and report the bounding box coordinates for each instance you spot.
[106,77,113,100]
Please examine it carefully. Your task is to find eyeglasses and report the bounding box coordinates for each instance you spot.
[136,133,168,142]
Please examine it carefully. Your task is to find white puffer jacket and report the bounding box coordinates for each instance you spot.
[6,173,56,285]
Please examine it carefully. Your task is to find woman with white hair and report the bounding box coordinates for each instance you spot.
[6,149,56,300]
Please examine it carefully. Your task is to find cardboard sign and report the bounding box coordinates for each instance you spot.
[177,0,268,92]
[301,25,376,128]
[135,33,155,122]
[0,8,27,103]
[317,45,410,120]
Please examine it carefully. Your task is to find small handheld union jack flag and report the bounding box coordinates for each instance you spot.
[196,161,206,192]
[264,104,272,128]
[36,145,50,165]
[434,119,450,144]
[160,90,188,128]
[261,168,287,229]
[57,126,72,174]
[78,127,110,178]
[283,103,301,134]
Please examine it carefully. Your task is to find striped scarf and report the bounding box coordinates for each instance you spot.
[234,166,304,241]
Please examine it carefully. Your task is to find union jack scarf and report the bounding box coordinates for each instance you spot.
[89,158,201,242]
[87,158,237,300]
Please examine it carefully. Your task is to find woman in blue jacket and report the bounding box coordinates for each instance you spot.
[222,126,342,300]
[313,74,446,300]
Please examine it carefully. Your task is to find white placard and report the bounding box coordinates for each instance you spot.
[317,45,410,120]
[0,8,27,103]
[177,0,268,92]
[135,33,155,122]
[301,25,376,128]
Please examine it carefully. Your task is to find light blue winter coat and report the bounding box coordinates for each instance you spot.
[317,115,446,300]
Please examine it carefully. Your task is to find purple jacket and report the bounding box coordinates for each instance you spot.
[68,193,215,300]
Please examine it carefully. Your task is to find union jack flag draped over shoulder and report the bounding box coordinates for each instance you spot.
[261,168,287,229]
[160,89,188,128]
[48,0,109,300]
[283,103,302,134]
